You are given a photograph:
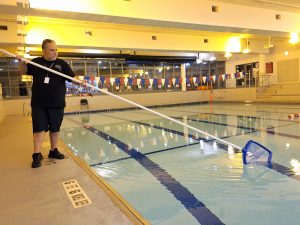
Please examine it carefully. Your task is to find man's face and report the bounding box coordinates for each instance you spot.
[43,42,58,61]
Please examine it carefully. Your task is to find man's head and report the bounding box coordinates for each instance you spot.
[42,39,58,61]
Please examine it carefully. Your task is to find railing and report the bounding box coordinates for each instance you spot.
[22,102,31,116]
[256,74,272,96]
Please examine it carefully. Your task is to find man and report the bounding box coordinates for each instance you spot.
[19,39,75,168]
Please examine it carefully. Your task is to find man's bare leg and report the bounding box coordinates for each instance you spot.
[48,131,65,159]
[33,131,45,153]
[49,131,59,150]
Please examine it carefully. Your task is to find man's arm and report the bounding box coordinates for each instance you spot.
[16,55,28,75]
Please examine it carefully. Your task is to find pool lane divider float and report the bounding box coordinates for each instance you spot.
[0,49,273,168]
[288,113,300,120]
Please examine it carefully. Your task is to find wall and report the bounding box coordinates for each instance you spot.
[3,90,211,115]
[25,18,235,53]
[225,41,300,85]
[66,88,256,112]
[2,87,257,116]
[212,88,256,103]
[3,98,31,116]
[0,83,4,122]
[65,90,211,113]
[1,86,292,117]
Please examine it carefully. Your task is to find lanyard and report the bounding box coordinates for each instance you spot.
[44,62,54,77]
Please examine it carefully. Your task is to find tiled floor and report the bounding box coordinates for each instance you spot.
[0,115,140,225]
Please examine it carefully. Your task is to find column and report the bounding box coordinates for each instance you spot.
[181,63,186,91]
[258,54,266,87]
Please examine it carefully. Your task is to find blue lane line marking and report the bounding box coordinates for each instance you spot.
[169,115,299,139]
[265,128,300,139]
[135,110,259,131]
[159,105,300,117]
[91,142,201,167]
[86,114,299,181]
[159,108,294,123]
[132,119,300,180]
[137,109,300,134]
[88,112,251,167]
[83,125,225,225]
[172,116,256,131]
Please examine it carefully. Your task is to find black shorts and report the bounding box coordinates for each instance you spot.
[31,106,64,133]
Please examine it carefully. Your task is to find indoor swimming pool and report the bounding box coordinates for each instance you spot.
[60,103,300,225]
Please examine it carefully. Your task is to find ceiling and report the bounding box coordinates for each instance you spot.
[0,0,299,59]
[1,0,299,34]
[18,0,295,38]
[212,0,300,14]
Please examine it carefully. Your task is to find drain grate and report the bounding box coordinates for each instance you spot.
[62,179,92,208]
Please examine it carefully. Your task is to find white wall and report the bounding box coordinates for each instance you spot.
[65,90,211,113]
[0,83,4,122]
[0,86,289,118]
[0,102,4,122]
[225,40,300,85]
[3,90,211,115]
[212,88,256,102]
[2,88,256,116]
[3,98,31,116]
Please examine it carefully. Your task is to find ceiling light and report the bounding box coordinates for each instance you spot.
[209,53,216,61]
[196,58,202,64]
[242,48,250,54]
[226,37,241,53]
[289,32,299,44]
[225,51,232,58]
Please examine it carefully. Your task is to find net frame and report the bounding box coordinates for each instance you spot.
[242,140,272,168]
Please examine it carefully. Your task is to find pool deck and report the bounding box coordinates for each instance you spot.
[0,115,147,225]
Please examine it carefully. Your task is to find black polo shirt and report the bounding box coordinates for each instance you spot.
[27,57,75,107]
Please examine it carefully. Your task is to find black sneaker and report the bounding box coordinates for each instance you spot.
[32,153,44,168]
[48,148,65,159]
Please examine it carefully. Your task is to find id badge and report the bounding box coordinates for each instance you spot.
[44,77,50,84]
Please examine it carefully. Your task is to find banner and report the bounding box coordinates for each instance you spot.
[110,78,115,86]
[100,76,105,85]
[172,78,176,86]
[149,79,153,86]
[221,74,226,81]
[193,77,197,84]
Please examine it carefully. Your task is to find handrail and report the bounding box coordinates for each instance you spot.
[256,74,272,96]
[22,101,30,116]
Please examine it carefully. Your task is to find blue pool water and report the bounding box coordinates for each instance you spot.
[61,103,300,225]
